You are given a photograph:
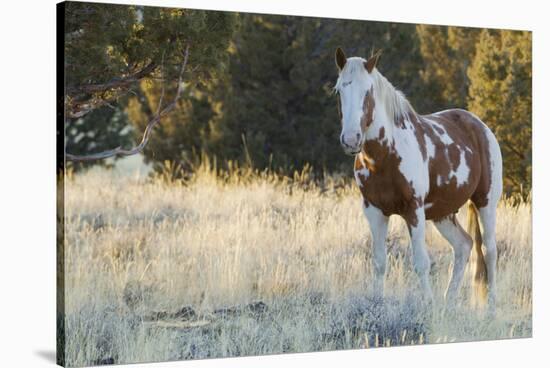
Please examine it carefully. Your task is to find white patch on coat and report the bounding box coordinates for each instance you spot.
[448,150,470,186]
[424,202,433,209]
[426,118,453,145]
[354,167,370,187]
[425,135,436,159]
[392,123,429,198]
[483,124,504,206]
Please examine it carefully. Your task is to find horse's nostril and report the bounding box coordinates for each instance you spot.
[341,135,351,147]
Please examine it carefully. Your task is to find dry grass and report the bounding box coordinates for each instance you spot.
[61,164,532,366]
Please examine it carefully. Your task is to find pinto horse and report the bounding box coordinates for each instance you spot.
[334,48,502,313]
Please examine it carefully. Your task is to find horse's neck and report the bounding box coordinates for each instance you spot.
[361,111,393,169]
[361,105,420,169]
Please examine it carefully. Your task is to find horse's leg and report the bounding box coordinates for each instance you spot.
[433,215,472,309]
[478,204,498,316]
[408,207,433,303]
[363,202,389,299]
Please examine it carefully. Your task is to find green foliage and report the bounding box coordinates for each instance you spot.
[64,3,532,194]
[206,15,425,173]
[63,2,237,168]
[127,77,227,172]
[416,25,479,110]
[65,3,236,93]
[467,30,532,194]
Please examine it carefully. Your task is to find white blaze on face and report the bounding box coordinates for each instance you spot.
[336,58,374,152]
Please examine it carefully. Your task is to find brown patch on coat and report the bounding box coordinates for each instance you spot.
[335,47,347,70]
[360,87,375,131]
[396,114,406,129]
[378,126,385,140]
[408,112,427,161]
[447,145,461,171]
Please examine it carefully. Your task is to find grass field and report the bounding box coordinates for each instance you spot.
[61,164,532,366]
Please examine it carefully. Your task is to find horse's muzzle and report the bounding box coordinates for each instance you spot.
[341,145,361,156]
[340,132,362,155]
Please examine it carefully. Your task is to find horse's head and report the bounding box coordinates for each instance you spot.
[334,48,381,155]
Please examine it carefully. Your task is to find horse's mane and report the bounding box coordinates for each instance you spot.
[335,57,415,125]
[371,68,415,123]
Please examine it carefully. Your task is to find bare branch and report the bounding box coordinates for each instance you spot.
[66,45,190,162]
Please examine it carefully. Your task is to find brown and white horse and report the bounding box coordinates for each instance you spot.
[334,48,502,314]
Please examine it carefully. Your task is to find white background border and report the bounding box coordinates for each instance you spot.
[0,0,547,367]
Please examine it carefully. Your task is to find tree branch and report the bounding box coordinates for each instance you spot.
[66,61,159,118]
[65,45,190,162]
[67,88,133,118]
[66,61,157,96]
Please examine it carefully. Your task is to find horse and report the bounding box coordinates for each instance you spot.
[333,48,502,314]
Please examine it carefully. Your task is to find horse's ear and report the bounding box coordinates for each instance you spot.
[335,47,347,71]
[364,49,382,73]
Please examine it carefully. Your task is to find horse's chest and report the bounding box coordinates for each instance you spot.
[354,159,417,217]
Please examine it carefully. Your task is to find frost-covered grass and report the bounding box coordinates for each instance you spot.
[61,165,531,366]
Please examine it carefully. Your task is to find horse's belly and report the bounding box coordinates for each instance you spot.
[424,183,476,221]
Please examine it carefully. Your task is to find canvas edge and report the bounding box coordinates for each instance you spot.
[56,1,67,367]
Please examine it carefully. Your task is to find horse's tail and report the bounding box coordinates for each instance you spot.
[467,201,488,306]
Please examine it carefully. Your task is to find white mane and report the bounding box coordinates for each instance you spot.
[371,69,415,122]
[335,57,415,124]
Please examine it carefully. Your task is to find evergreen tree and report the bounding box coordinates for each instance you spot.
[63,2,237,167]
[416,25,479,110]
[467,30,532,194]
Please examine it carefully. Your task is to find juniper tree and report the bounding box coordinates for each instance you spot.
[467,30,532,194]
[62,2,236,167]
